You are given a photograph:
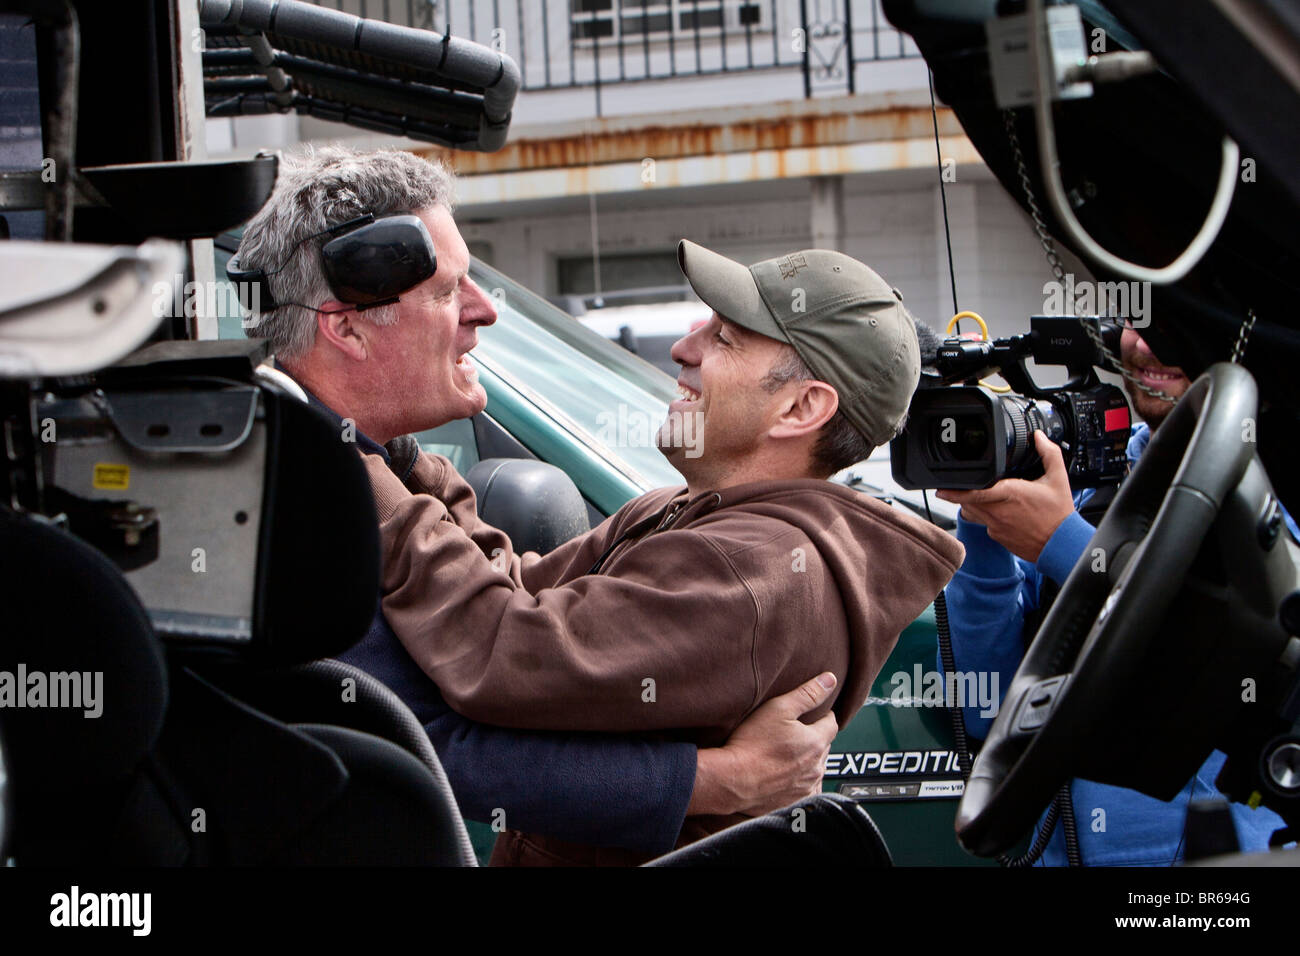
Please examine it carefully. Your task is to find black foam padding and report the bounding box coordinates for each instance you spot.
[254,393,380,664]
[0,509,168,790]
[913,317,943,368]
[199,0,518,150]
[645,793,893,867]
[321,214,437,307]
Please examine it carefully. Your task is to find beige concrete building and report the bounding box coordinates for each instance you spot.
[207,0,1090,345]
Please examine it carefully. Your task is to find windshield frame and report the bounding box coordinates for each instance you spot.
[469,258,679,405]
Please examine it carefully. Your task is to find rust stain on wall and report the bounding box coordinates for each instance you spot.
[417,106,965,175]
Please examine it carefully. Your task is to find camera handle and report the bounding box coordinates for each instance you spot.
[994,351,1101,402]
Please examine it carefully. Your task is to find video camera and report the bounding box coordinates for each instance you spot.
[890,316,1132,490]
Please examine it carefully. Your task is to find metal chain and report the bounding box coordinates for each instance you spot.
[1230,308,1256,364]
[1001,109,1178,404]
[1002,110,1069,286]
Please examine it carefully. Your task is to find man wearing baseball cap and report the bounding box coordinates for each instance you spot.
[361,240,964,865]
[665,239,922,486]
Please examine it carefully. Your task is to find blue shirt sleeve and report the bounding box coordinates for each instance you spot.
[938,514,1041,738]
[339,613,695,855]
[1035,511,1097,586]
[940,506,1098,738]
[421,697,695,855]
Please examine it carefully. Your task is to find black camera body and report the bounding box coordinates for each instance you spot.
[890,316,1132,490]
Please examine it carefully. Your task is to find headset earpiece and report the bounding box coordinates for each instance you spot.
[321,214,437,308]
[226,212,437,315]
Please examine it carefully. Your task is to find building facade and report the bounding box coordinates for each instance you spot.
[206,0,1091,345]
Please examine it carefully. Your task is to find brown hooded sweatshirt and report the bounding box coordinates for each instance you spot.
[362,452,964,865]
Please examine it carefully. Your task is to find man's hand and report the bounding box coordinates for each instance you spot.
[936,430,1075,563]
[688,672,839,817]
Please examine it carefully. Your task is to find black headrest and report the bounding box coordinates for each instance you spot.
[465,458,590,555]
[0,509,168,791]
[253,391,380,665]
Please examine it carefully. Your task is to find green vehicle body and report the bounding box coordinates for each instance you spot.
[215,244,986,866]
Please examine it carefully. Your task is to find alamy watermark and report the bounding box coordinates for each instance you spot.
[151,276,261,325]
[595,403,703,459]
[0,664,103,718]
[888,664,1000,719]
[1042,273,1150,327]
[50,886,150,936]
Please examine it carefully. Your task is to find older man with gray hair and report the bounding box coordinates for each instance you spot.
[234,144,844,862]
[351,219,965,861]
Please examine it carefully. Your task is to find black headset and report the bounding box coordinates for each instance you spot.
[226,213,438,314]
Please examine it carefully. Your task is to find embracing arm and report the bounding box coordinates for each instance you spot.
[691,671,840,816]
[430,670,840,849]
[345,593,837,855]
[423,699,696,853]
[365,454,768,733]
[395,449,615,584]
[339,610,694,852]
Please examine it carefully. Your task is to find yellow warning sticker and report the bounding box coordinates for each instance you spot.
[92,463,130,490]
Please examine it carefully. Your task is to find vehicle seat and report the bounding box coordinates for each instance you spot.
[158,382,477,864]
[465,457,590,554]
[205,657,476,864]
[0,508,189,865]
[157,664,472,865]
[273,724,474,865]
[3,364,476,865]
[645,793,893,867]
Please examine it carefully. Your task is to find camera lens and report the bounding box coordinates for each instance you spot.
[999,396,1063,474]
[928,414,990,462]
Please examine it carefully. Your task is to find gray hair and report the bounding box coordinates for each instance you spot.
[235,145,457,359]
[760,345,876,477]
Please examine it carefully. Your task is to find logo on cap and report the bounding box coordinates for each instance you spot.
[777,254,808,280]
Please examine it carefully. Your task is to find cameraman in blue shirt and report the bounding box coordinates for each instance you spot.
[937,324,1294,865]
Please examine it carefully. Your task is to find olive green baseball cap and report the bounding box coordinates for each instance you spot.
[677,239,921,448]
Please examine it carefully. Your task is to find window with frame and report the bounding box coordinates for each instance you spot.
[570,0,768,43]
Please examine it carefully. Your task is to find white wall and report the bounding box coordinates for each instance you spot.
[459,182,815,298]
[205,114,300,157]
[457,170,1087,348]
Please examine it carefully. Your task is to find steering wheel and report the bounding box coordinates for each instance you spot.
[954,362,1259,857]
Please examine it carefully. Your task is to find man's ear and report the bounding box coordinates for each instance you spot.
[315,302,368,361]
[769,380,839,441]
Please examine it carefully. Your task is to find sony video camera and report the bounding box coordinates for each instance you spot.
[890,316,1132,490]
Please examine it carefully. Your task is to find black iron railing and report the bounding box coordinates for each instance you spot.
[304,0,918,98]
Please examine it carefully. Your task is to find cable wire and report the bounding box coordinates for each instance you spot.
[1026,0,1238,285]
[929,69,960,321]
